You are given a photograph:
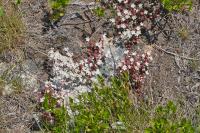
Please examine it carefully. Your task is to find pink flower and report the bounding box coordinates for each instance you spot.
[122,65,127,70]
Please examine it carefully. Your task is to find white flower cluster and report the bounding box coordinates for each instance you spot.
[48,48,84,85]
[37,81,89,106]
[104,0,162,45]
[38,0,160,108]
[44,33,153,98]
[46,35,118,96]
[47,48,96,101]
[110,1,149,42]
[37,0,160,126]
[83,34,126,78]
[117,49,153,86]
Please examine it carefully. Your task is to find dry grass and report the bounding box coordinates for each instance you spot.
[0,0,24,54]
[0,90,37,132]
[0,1,34,131]
[0,0,26,96]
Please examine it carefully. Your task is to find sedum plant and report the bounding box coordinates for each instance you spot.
[46,35,152,98]
[98,0,167,44]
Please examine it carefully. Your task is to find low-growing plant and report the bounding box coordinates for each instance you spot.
[161,0,193,12]
[39,73,152,132]
[93,7,105,17]
[39,75,200,132]
[145,101,195,133]
[69,74,133,132]
[49,0,70,10]
[48,0,70,21]
[41,93,69,133]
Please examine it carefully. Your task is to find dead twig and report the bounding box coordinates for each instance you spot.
[60,19,97,27]
[25,45,49,57]
[33,114,45,133]
[153,44,200,61]
[68,2,96,7]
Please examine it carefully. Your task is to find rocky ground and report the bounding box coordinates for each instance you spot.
[0,0,200,132]
[144,2,200,115]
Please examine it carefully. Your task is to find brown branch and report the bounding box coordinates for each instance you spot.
[153,44,200,61]
[60,19,97,26]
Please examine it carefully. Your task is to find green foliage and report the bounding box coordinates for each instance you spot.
[145,101,195,133]
[40,75,200,132]
[41,74,152,132]
[48,0,70,21]
[15,0,21,5]
[0,6,4,17]
[69,74,138,132]
[41,93,69,133]
[49,0,70,10]
[161,0,192,12]
[93,7,105,17]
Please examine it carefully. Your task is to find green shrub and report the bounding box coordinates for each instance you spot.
[41,93,69,133]
[145,101,195,133]
[69,74,134,132]
[161,0,192,12]
[40,73,153,132]
[40,75,200,132]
